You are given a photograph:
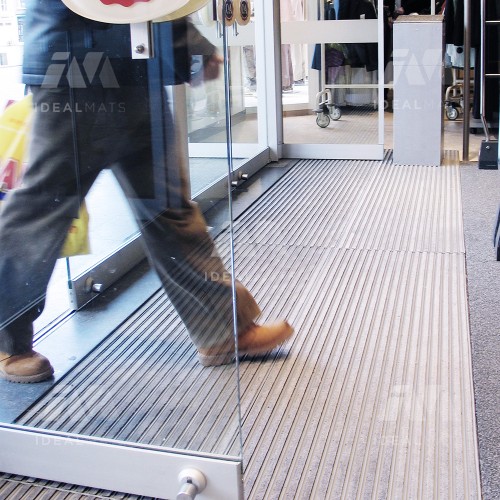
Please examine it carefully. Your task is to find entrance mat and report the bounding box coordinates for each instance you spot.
[1,152,481,499]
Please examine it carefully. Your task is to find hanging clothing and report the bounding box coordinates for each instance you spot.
[445,0,481,48]
[445,0,498,121]
[338,0,378,71]
[290,0,307,82]
[400,0,431,14]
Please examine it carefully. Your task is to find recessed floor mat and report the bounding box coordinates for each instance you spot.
[1,152,481,499]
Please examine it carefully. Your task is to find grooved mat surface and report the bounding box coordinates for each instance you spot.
[1,152,481,499]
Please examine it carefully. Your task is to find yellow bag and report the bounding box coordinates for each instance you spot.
[0,95,32,193]
[60,201,90,257]
[0,95,90,258]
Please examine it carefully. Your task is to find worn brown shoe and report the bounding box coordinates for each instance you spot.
[0,351,54,383]
[198,320,294,367]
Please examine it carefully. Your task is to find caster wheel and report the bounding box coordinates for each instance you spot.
[316,113,330,128]
[331,107,342,120]
[446,106,459,120]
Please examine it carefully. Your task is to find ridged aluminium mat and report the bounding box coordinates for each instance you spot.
[1,151,481,499]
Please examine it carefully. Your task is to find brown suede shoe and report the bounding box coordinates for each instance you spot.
[0,351,54,383]
[198,320,294,367]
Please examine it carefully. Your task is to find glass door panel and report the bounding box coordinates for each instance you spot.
[188,0,269,196]
[280,0,385,159]
[0,4,243,498]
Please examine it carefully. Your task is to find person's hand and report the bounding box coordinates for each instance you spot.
[204,53,224,81]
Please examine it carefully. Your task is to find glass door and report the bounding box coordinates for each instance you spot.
[0,3,246,498]
[65,0,272,310]
[187,0,271,204]
[279,0,385,159]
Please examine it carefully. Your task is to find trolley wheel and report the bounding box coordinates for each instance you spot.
[331,107,342,120]
[446,106,459,121]
[316,112,330,128]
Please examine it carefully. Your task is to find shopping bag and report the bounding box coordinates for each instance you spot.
[0,95,90,258]
[0,94,32,196]
[60,200,90,257]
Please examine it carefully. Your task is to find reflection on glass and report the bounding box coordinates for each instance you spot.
[0,4,293,471]
[186,6,260,195]
[0,7,250,458]
[281,0,381,144]
[186,17,231,194]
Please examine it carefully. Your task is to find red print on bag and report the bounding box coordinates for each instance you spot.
[99,0,151,7]
[0,159,22,190]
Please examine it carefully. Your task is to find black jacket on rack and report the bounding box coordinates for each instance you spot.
[400,0,431,14]
[338,0,378,71]
[404,0,446,14]
[445,0,481,47]
[453,0,500,122]
[483,1,500,122]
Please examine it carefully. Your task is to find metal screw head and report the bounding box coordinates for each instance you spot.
[135,44,145,54]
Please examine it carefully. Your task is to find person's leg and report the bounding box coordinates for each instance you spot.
[281,44,294,90]
[116,169,293,366]
[243,45,257,90]
[113,86,292,365]
[112,85,256,345]
[0,87,105,381]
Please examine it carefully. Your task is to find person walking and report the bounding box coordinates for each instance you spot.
[0,1,293,383]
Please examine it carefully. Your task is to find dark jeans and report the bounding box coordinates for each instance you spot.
[0,85,259,354]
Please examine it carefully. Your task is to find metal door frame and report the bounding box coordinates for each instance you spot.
[271,0,386,160]
[0,423,243,499]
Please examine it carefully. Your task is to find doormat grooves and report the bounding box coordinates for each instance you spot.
[2,152,480,499]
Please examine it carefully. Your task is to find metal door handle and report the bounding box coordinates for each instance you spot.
[176,469,207,500]
[177,481,198,500]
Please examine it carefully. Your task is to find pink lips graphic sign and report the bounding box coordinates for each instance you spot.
[99,0,150,6]
[61,0,197,23]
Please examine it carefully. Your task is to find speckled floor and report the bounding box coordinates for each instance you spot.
[460,163,500,500]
